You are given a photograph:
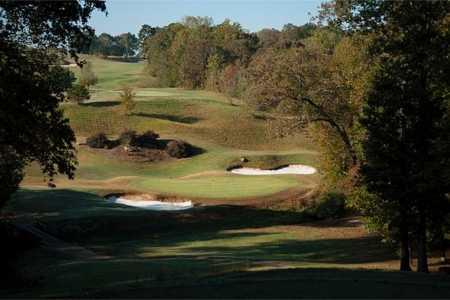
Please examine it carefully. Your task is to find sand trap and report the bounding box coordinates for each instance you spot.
[109,196,193,211]
[231,164,317,176]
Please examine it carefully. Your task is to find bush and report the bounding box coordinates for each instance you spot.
[166,140,192,158]
[66,84,90,103]
[79,61,97,88]
[86,133,112,149]
[118,130,137,145]
[312,192,347,219]
[130,130,159,148]
[119,86,136,115]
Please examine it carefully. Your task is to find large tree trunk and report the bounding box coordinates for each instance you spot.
[416,210,429,273]
[400,218,412,271]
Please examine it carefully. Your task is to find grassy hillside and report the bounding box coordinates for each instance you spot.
[24,56,319,200]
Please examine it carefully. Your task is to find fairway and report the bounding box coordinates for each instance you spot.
[23,56,319,200]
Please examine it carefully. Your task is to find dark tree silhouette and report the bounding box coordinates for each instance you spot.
[335,0,450,272]
[0,0,106,210]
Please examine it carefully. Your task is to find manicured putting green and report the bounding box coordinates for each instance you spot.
[134,174,302,199]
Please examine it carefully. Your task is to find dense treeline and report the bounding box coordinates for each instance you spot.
[81,32,139,57]
[143,17,316,89]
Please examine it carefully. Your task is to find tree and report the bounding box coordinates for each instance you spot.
[67,84,90,104]
[95,33,115,56]
[118,32,138,58]
[120,86,136,115]
[138,25,158,56]
[145,22,185,86]
[90,33,126,57]
[336,0,450,272]
[48,64,77,92]
[246,28,366,170]
[205,53,223,90]
[144,17,260,89]
[0,1,106,210]
[79,61,98,88]
[221,64,240,105]
[257,28,281,49]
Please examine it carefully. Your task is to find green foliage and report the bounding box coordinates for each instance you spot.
[338,0,450,272]
[48,66,76,92]
[0,1,104,208]
[310,191,347,220]
[348,185,390,237]
[130,130,159,148]
[67,84,90,103]
[138,25,159,56]
[86,133,112,149]
[144,17,258,89]
[117,32,138,57]
[83,32,138,57]
[246,31,370,177]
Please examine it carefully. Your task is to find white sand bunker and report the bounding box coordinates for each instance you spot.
[109,196,193,211]
[231,164,317,176]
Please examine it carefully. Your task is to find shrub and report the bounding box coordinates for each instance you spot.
[130,130,159,148]
[166,140,192,158]
[120,86,136,115]
[118,130,137,145]
[312,192,347,219]
[86,133,112,149]
[79,61,98,88]
[66,84,90,103]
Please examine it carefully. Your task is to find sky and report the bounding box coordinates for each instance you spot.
[89,0,323,35]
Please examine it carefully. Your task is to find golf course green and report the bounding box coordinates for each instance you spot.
[23,56,320,200]
[5,57,449,298]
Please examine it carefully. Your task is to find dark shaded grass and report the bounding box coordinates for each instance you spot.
[7,189,446,299]
[80,101,121,107]
[90,268,450,298]
[133,112,202,124]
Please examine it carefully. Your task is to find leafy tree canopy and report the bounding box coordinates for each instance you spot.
[0,0,105,209]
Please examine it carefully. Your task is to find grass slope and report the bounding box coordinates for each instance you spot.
[24,56,319,199]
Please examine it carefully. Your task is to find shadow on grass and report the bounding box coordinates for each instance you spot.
[9,190,395,265]
[186,235,394,264]
[96,267,450,298]
[7,189,430,298]
[9,190,306,241]
[80,101,121,107]
[133,112,201,124]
